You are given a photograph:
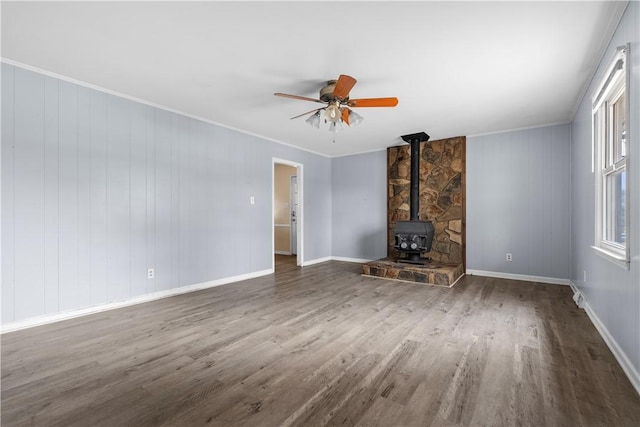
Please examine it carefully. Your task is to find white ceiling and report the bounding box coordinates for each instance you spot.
[1,1,628,157]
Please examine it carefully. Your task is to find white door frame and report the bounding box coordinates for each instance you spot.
[272,158,304,269]
[290,175,298,256]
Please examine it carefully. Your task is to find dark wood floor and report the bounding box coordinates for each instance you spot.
[275,253,298,269]
[2,259,639,426]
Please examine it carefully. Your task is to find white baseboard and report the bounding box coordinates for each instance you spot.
[274,250,291,255]
[568,281,579,294]
[1,268,273,334]
[466,269,570,285]
[2,256,371,330]
[331,256,374,263]
[569,281,640,396]
[301,256,333,266]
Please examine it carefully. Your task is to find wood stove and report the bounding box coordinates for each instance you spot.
[394,132,435,265]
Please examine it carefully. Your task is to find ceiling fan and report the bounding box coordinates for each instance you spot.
[274,75,398,132]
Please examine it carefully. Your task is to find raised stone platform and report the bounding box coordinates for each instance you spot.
[362,258,464,287]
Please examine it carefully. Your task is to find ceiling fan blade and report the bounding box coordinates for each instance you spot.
[290,107,324,120]
[332,75,357,99]
[274,93,325,104]
[348,97,399,108]
[341,108,350,125]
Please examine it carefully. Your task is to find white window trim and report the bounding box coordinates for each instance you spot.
[591,44,630,269]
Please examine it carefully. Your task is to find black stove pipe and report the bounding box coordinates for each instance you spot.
[401,132,431,221]
[394,132,433,264]
[409,138,421,221]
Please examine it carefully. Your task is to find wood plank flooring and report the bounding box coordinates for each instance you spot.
[2,258,639,426]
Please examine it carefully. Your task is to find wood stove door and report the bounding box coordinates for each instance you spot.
[290,175,298,255]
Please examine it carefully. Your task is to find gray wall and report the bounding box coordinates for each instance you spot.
[1,63,332,324]
[570,1,640,379]
[331,150,387,260]
[331,127,574,275]
[467,124,571,279]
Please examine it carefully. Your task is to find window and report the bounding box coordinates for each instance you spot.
[592,44,630,267]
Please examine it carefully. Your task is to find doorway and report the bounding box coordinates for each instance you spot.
[273,159,303,271]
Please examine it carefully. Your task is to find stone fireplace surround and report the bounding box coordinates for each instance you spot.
[362,136,465,286]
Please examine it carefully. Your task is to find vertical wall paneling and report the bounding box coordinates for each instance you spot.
[58,80,80,311]
[77,86,92,308]
[230,130,248,276]
[192,120,205,284]
[464,135,480,270]
[247,138,257,269]
[203,124,216,280]
[250,138,273,272]
[526,127,545,274]
[304,156,332,262]
[1,64,16,322]
[89,91,108,305]
[167,113,175,286]
[178,116,191,288]
[13,70,46,319]
[43,76,60,314]
[130,103,147,297]
[1,64,334,325]
[207,125,226,279]
[480,134,496,270]
[331,151,387,261]
[466,124,571,279]
[145,106,156,294]
[236,130,250,275]
[170,114,180,288]
[204,123,216,278]
[187,120,196,283]
[471,133,509,272]
[154,109,172,292]
[256,141,274,271]
[551,125,571,279]
[106,95,131,302]
[241,133,252,274]
[507,131,529,274]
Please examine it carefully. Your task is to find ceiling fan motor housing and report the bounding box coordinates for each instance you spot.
[320,80,345,103]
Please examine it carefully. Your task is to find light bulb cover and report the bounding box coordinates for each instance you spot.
[305,110,321,128]
[348,110,364,127]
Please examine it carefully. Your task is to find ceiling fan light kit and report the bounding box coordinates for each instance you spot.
[274,74,398,140]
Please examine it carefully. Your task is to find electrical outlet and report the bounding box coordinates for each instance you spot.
[147,268,154,279]
[506,253,513,261]
[250,196,255,205]
[583,270,587,282]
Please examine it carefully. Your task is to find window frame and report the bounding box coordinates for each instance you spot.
[591,44,630,269]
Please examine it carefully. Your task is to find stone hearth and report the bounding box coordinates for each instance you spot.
[362,258,464,287]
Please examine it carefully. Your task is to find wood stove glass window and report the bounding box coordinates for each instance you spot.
[592,44,629,268]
